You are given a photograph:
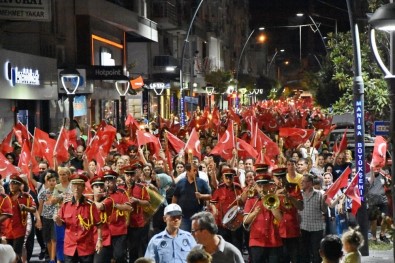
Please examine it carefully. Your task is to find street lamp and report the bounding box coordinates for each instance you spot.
[205,85,214,112]
[115,75,130,131]
[180,0,204,127]
[59,68,81,130]
[235,27,266,111]
[267,49,285,77]
[369,3,395,254]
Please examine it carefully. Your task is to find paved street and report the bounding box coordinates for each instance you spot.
[28,238,394,263]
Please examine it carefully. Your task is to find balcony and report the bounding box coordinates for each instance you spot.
[76,0,157,42]
[151,0,178,30]
[152,55,179,81]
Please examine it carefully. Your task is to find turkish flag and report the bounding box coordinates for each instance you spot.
[32,128,56,168]
[136,130,161,158]
[54,126,70,164]
[165,146,173,171]
[210,122,235,159]
[228,108,241,124]
[184,128,201,160]
[336,129,348,155]
[18,141,32,177]
[125,114,140,130]
[344,174,361,216]
[211,107,221,126]
[13,122,30,145]
[0,152,19,178]
[371,136,387,168]
[325,166,352,203]
[166,131,185,153]
[65,129,78,150]
[237,138,258,159]
[85,123,117,162]
[279,128,314,149]
[0,130,14,154]
[253,123,280,159]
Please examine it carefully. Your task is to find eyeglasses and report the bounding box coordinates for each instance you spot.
[191,228,203,234]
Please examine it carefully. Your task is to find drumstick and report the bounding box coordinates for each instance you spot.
[193,176,201,205]
[227,198,237,208]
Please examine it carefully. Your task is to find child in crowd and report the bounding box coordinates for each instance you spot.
[341,228,363,263]
[38,171,58,263]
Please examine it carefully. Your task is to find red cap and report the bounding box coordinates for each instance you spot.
[103,170,118,180]
[254,173,271,183]
[255,163,269,174]
[70,173,88,184]
[90,175,105,186]
[9,174,24,185]
[222,168,236,177]
[272,168,287,177]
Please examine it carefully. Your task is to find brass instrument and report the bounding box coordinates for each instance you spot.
[247,183,257,198]
[262,194,280,210]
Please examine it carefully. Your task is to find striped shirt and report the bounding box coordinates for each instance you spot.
[299,189,325,231]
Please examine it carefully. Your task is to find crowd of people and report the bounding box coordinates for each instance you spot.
[0,107,392,263]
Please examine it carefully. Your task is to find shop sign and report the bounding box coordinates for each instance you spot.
[0,48,57,100]
[5,61,40,86]
[0,0,51,22]
[87,66,125,80]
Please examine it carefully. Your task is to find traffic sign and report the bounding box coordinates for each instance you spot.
[374,121,390,136]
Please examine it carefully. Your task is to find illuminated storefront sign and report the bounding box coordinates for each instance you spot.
[5,62,40,86]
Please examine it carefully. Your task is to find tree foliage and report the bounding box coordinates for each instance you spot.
[204,69,232,104]
[309,30,389,120]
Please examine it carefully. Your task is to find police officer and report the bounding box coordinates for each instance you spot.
[145,203,196,262]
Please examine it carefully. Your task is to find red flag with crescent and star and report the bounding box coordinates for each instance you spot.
[32,128,56,168]
[0,130,14,154]
[136,129,161,158]
[344,174,361,216]
[166,131,185,153]
[0,152,19,178]
[54,126,70,164]
[371,136,387,169]
[210,122,235,159]
[184,128,201,160]
[279,127,314,149]
[13,122,30,146]
[325,166,352,204]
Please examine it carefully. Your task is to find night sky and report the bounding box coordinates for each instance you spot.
[249,0,350,57]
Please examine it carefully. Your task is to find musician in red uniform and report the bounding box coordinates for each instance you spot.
[90,175,113,263]
[0,177,12,240]
[210,168,244,252]
[54,173,103,263]
[125,163,150,263]
[243,165,283,263]
[272,168,304,263]
[103,170,132,263]
[5,174,36,259]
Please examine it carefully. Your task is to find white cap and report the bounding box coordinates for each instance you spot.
[164,203,183,216]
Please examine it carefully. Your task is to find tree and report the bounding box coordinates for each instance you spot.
[310,31,389,120]
[204,69,232,105]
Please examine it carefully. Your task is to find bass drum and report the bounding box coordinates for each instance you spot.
[143,187,165,218]
[222,206,243,231]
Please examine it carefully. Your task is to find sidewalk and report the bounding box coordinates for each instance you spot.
[362,248,393,262]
